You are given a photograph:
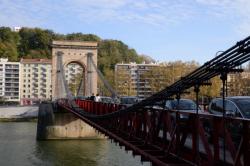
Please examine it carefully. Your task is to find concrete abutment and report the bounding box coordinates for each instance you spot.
[36,103,104,140]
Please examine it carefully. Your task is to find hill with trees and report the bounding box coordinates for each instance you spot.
[0,26,143,74]
[0,26,225,98]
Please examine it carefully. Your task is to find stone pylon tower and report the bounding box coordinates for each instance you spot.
[51,41,98,99]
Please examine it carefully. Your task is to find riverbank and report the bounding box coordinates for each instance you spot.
[0,118,37,122]
[0,106,38,122]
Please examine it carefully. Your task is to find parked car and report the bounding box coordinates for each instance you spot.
[207,96,250,143]
[75,96,88,100]
[208,96,250,118]
[165,99,203,120]
[97,96,114,103]
[119,96,138,107]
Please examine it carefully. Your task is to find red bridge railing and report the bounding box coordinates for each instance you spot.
[58,99,250,166]
[75,99,123,114]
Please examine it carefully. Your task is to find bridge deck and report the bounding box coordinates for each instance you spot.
[57,99,250,166]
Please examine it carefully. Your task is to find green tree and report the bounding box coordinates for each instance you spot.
[200,76,221,97]
[66,33,101,41]
[115,68,136,96]
[140,66,172,95]
[0,27,19,61]
[18,27,53,58]
[0,42,18,61]
[0,27,19,44]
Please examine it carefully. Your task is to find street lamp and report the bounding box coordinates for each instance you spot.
[215,50,224,57]
[215,50,227,163]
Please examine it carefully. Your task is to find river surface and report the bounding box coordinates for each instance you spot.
[0,122,150,166]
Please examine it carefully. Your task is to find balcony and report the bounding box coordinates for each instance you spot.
[5,65,19,69]
[33,77,38,82]
[5,92,19,96]
[5,83,19,88]
[40,93,47,98]
[41,73,47,78]
[32,73,38,77]
[41,77,46,81]
[5,88,19,92]
[5,74,19,78]
[5,69,19,73]
[40,82,46,87]
[41,67,47,72]
[5,78,19,83]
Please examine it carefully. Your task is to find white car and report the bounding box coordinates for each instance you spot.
[96,96,113,103]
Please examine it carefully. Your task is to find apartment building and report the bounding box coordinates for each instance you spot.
[115,62,160,98]
[65,63,83,84]
[20,59,52,105]
[227,71,250,96]
[0,58,21,102]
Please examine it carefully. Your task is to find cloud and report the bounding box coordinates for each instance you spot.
[0,0,250,35]
[0,0,196,28]
[195,0,250,36]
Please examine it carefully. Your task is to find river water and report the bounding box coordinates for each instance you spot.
[0,122,150,166]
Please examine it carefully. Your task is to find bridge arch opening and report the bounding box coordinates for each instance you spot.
[64,61,86,97]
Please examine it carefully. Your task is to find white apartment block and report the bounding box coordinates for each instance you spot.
[115,62,160,98]
[20,59,52,105]
[0,58,21,102]
[13,26,21,32]
[65,63,83,84]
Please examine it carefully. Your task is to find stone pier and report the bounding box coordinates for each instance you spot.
[36,103,104,140]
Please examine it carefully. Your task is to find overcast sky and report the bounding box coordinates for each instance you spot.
[1,0,250,64]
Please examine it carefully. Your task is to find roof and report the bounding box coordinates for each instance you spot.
[227,96,250,99]
[20,58,51,64]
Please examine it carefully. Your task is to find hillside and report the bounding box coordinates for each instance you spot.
[0,27,148,74]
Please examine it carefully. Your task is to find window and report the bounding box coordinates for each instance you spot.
[210,99,223,115]
[225,100,241,117]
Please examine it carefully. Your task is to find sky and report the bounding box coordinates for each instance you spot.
[1,0,250,64]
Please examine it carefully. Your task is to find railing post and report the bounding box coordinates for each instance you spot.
[213,117,220,163]
[194,84,200,165]
[176,111,180,155]
[221,71,227,164]
[243,121,250,164]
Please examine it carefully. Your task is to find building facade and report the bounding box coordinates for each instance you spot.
[0,58,21,102]
[20,59,52,105]
[115,62,160,98]
[227,71,250,96]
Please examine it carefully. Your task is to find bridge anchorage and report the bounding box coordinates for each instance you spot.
[41,37,250,165]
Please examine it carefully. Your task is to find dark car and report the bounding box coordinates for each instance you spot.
[208,96,250,118]
[119,96,138,107]
[207,96,250,143]
[165,99,203,120]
